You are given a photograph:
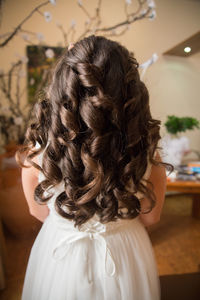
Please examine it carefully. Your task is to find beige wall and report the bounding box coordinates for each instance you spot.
[0,0,200,151]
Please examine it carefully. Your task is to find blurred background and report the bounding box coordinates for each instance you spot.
[0,0,200,299]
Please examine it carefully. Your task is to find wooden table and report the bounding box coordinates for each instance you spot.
[166,180,200,219]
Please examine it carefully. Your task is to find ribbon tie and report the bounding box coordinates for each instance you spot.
[52,220,116,278]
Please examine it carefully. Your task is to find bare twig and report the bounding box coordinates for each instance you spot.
[126,0,143,19]
[0,84,19,117]
[23,104,35,131]
[77,0,152,40]
[19,85,27,98]
[70,27,76,44]
[0,0,50,48]
[20,29,38,36]
[16,65,22,108]
[104,25,129,38]
[0,74,16,111]
[96,7,151,33]
[78,2,92,19]
[94,0,102,29]
[0,0,156,146]
[0,61,24,117]
[57,23,68,46]
[0,32,12,39]
[8,61,22,96]
[36,8,44,17]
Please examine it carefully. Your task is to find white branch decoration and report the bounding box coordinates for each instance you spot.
[139,53,158,79]
[0,1,50,47]
[0,0,157,147]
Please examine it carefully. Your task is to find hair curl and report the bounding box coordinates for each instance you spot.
[16,35,171,228]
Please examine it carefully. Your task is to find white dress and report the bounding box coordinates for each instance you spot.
[22,145,160,300]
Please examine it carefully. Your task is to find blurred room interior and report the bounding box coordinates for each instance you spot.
[0,0,200,299]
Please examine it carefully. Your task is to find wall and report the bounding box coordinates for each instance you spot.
[0,0,200,152]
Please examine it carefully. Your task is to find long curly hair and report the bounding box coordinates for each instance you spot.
[16,35,169,228]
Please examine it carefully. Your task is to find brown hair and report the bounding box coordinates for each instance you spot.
[16,35,170,228]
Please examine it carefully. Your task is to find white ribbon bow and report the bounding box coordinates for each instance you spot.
[52,221,116,278]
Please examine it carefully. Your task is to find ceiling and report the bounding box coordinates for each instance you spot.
[163,31,200,57]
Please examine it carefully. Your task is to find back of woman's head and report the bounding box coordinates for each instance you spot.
[16,35,163,227]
